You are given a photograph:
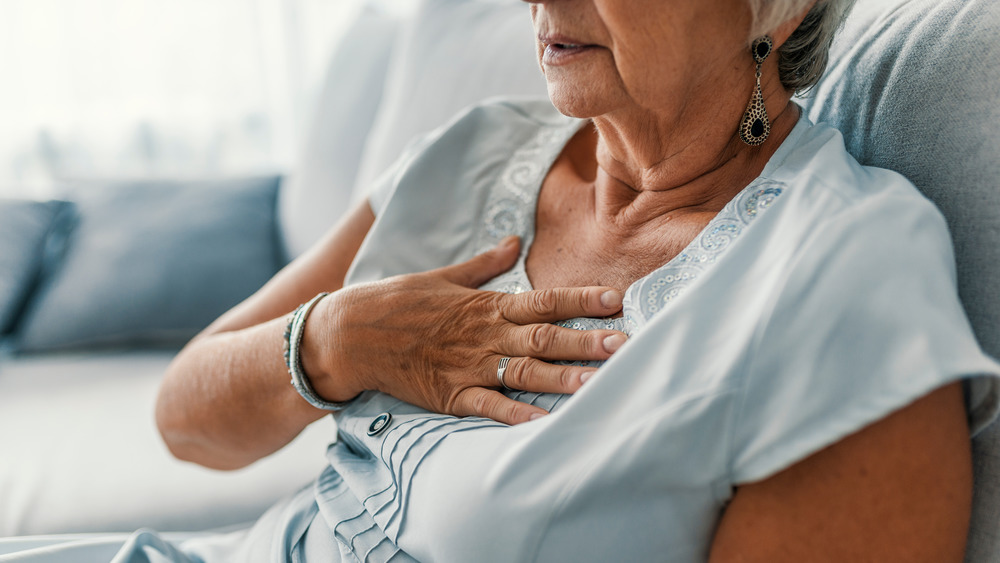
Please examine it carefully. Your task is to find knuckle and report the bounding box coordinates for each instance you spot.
[526,324,555,355]
[527,290,558,318]
[504,401,522,424]
[489,294,513,322]
[508,357,531,388]
[591,331,611,355]
[448,388,474,416]
[479,292,507,321]
[559,367,575,390]
[470,390,492,415]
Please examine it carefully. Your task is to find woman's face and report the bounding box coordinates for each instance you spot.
[524,0,753,120]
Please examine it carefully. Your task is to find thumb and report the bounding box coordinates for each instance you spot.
[435,236,521,288]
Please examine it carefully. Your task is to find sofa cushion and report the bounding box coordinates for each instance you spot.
[0,351,334,535]
[0,199,70,336]
[351,0,548,199]
[799,0,1000,560]
[278,3,402,260]
[15,177,281,352]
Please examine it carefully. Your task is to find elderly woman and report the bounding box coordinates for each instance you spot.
[6,0,999,561]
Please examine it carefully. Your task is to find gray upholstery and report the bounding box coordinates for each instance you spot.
[15,177,282,352]
[0,200,68,336]
[799,0,1000,559]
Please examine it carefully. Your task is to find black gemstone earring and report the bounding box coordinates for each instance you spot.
[739,35,772,146]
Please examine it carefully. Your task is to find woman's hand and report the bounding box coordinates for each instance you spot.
[158,203,623,470]
[303,236,627,425]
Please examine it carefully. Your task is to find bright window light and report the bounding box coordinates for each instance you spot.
[0,0,366,198]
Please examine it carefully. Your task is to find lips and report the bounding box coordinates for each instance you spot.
[539,34,601,66]
[539,33,596,48]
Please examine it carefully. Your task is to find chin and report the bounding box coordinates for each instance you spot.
[546,80,620,119]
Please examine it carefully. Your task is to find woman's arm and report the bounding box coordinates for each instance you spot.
[709,382,971,562]
[156,200,626,470]
[156,201,376,470]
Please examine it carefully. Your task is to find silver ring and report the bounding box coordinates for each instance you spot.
[497,357,512,390]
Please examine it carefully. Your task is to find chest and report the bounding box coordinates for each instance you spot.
[525,171,715,294]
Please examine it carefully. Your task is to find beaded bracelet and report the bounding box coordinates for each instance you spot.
[283,292,357,411]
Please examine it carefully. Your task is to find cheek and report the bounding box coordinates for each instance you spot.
[597,6,686,106]
[595,0,747,110]
[607,35,691,110]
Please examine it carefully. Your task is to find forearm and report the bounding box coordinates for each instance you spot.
[156,201,376,470]
[156,317,326,470]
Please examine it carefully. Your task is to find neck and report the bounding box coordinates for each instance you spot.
[588,93,800,227]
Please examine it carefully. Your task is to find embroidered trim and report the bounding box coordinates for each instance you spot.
[624,183,784,326]
[475,117,786,339]
[477,121,581,296]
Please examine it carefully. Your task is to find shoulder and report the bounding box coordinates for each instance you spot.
[350,97,578,283]
[777,119,927,199]
[773,119,939,213]
[364,96,572,214]
[726,121,1000,485]
[762,118,952,269]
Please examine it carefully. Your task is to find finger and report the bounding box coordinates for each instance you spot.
[503,323,627,360]
[501,286,623,324]
[496,357,596,394]
[453,387,548,426]
[433,236,521,288]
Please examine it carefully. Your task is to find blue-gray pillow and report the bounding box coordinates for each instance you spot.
[800,0,1000,358]
[0,199,70,336]
[15,177,282,352]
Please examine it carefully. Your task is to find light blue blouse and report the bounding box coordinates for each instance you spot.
[339,98,1000,562]
[3,98,997,562]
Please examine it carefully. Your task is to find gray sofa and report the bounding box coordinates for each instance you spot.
[1,0,998,559]
[0,0,549,538]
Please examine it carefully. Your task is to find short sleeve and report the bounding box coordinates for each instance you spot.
[730,191,1000,484]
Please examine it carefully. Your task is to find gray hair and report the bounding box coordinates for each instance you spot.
[748,0,857,93]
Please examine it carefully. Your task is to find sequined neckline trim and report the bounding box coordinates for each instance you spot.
[624,183,783,331]
[473,118,624,333]
[476,114,800,334]
[474,117,581,291]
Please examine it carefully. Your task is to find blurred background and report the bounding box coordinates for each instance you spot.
[0,0,408,199]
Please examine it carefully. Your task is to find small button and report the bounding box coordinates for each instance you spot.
[367,412,393,436]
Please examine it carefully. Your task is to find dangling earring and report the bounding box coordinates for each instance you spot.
[739,35,772,146]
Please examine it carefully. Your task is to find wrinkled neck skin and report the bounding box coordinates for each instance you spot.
[586,84,800,230]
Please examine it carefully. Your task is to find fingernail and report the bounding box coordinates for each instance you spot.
[580,371,593,384]
[603,333,626,353]
[499,235,518,249]
[600,290,622,309]
[529,413,546,421]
